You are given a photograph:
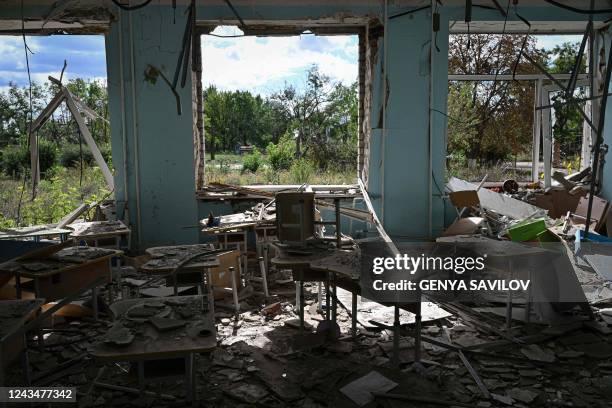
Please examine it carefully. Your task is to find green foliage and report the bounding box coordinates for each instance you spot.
[547,42,586,149]
[1,145,27,177]
[38,140,59,176]
[448,34,546,164]
[60,143,95,167]
[1,140,58,178]
[241,150,262,173]
[0,79,109,150]
[0,166,110,228]
[289,158,315,184]
[204,64,358,175]
[269,66,358,172]
[204,86,289,155]
[266,134,295,171]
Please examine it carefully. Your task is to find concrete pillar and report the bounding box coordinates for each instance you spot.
[367,7,448,239]
[105,5,199,249]
[599,26,612,202]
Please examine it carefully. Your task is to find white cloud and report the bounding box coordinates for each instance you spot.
[202,26,358,95]
[535,34,582,51]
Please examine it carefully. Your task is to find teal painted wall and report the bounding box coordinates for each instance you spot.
[366,8,448,240]
[599,27,612,202]
[105,5,199,248]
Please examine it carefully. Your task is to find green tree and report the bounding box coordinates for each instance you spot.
[448,34,547,164]
[547,41,586,159]
[270,65,358,170]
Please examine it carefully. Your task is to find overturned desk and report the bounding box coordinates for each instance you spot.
[90,295,216,401]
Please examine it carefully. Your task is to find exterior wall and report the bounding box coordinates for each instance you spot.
[360,22,381,187]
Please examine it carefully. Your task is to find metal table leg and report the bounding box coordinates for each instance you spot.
[325,273,330,321]
[263,243,269,278]
[206,268,215,315]
[506,259,514,331]
[299,270,304,335]
[415,290,422,363]
[317,282,323,313]
[15,273,22,299]
[185,353,195,402]
[243,230,248,276]
[392,305,400,367]
[351,291,357,339]
[258,256,269,298]
[137,361,145,397]
[229,266,239,314]
[92,286,99,320]
[334,198,341,248]
[332,273,337,325]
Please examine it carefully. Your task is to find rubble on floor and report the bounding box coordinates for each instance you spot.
[3,263,612,408]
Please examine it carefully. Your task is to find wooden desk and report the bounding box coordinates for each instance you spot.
[140,245,224,294]
[0,225,71,242]
[271,244,360,336]
[90,295,216,401]
[69,220,131,249]
[0,247,121,317]
[0,299,45,385]
[141,244,220,274]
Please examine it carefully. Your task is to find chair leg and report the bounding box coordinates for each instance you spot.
[229,266,239,315]
[258,256,269,298]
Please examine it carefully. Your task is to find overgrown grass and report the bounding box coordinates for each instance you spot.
[446,155,581,183]
[0,166,111,229]
[204,152,357,185]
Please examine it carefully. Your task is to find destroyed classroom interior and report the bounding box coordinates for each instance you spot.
[3,0,612,407]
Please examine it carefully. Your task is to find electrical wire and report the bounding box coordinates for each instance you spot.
[542,0,612,14]
[16,0,35,226]
[111,0,153,11]
[489,0,512,95]
[223,0,246,28]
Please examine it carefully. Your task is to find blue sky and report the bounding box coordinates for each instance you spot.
[0,35,106,91]
[0,31,580,95]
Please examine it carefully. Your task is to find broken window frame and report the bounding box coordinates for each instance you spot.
[194,23,372,196]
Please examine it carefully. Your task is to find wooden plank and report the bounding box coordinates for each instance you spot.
[69,91,108,123]
[63,88,114,190]
[358,178,399,256]
[29,91,65,196]
[57,203,90,229]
